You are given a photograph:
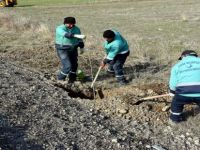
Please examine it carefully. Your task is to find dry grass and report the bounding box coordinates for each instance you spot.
[1,0,200,82]
[0,13,56,73]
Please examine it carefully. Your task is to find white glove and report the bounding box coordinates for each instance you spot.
[74,34,86,39]
[80,48,84,54]
[169,93,175,97]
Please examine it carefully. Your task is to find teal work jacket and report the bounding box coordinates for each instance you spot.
[55,24,81,49]
[169,56,200,97]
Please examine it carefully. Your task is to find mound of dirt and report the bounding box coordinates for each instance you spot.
[77,83,171,126]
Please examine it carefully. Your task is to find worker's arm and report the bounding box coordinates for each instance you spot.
[56,27,74,38]
[106,44,120,60]
[76,28,84,48]
[73,27,86,39]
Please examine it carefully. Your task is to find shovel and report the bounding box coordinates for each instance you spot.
[131,93,171,105]
[141,93,171,100]
[91,66,102,88]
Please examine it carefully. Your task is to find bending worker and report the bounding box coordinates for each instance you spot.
[101,30,130,85]
[169,50,200,123]
[55,17,85,83]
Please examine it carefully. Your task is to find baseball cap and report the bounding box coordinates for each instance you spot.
[178,50,198,60]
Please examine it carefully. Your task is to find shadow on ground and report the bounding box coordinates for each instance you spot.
[0,115,44,149]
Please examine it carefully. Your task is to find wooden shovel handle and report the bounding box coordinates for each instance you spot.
[91,66,102,88]
[141,93,170,100]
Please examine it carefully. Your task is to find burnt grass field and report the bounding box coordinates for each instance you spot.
[1,0,200,149]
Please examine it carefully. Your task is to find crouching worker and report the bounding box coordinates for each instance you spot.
[101,30,129,85]
[169,50,200,124]
[55,17,85,83]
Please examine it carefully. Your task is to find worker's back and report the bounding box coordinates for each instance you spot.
[175,56,200,83]
[170,56,200,97]
[103,30,129,60]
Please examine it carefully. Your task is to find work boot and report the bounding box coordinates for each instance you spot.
[169,114,186,126]
[57,72,67,81]
[68,73,77,83]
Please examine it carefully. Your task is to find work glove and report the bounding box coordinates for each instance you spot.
[64,32,74,38]
[78,42,84,49]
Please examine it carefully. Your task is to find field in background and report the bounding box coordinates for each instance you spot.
[18,0,97,6]
[1,0,200,84]
[18,0,131,6]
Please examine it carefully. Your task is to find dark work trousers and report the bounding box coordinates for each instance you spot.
[56,48,78,81]
[170,94,200,122]
[108,51,129,81]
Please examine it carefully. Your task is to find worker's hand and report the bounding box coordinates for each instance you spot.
[80,48,84,54]
[64,33,74,38]
[169,89,175,97]
[100,61,106,68]
[78,42,84,49]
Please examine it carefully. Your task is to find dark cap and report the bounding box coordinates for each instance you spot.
[178,50,198,60]
[103,30,115,39]
[64,17,76,24]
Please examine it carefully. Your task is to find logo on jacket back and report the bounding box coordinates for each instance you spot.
[186,63,192,68]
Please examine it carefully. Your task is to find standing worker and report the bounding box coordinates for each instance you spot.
[101,30,130,85]
[55,17,86,83]
[169,50,200,124]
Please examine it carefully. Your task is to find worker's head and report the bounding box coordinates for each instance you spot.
[103,30,115,43]
[64,17,76,29]
[179,50,198,60]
